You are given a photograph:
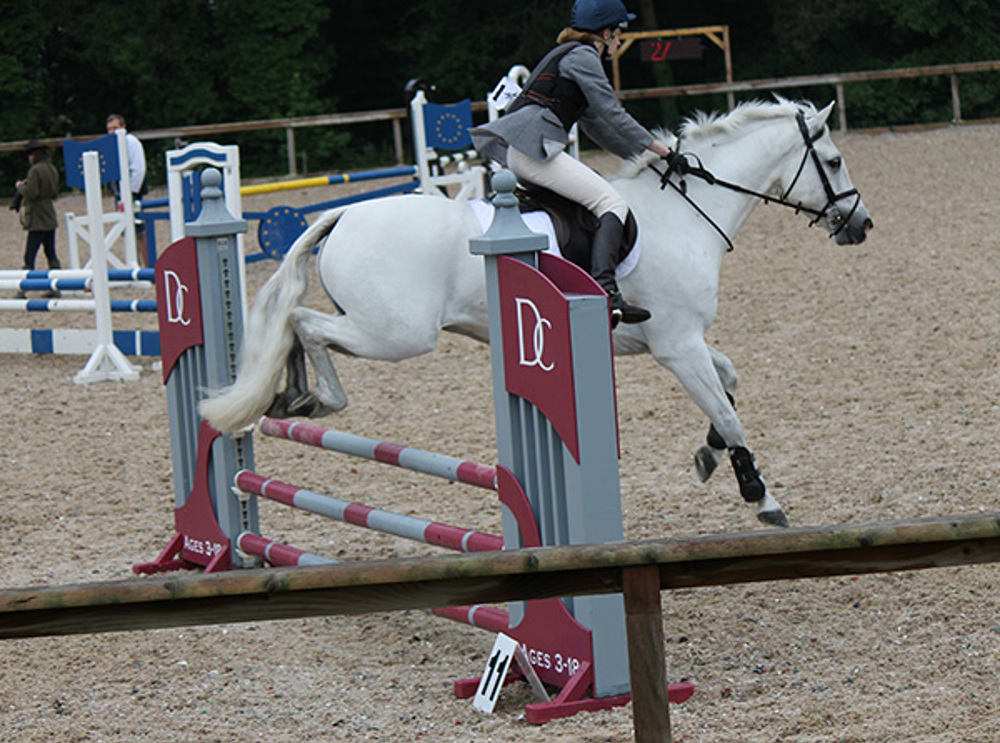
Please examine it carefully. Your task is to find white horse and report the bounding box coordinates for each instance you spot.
[201,99,873,528]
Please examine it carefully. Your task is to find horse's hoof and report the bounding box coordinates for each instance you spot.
[286,392,322,417]
[754,492,789,528]
[286,392,339,419]
[265,395,292,419]
[694,445,719,482]
[309,402,336,418]
[756,507,790,528]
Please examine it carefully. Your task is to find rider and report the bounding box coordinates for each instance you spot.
[471,0,675,326]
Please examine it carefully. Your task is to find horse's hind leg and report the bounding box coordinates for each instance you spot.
[263,338,305,419]
[694,345,739,482]
[264,338,336,420]
[288,300,445,417]
[285,307,351,414]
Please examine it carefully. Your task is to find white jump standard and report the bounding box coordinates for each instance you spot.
[0,152,160,380]
[0,152,157,382]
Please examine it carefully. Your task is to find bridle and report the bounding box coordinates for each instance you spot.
[649,110,862,251]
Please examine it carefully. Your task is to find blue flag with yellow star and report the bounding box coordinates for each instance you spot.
[423,99,473,151]
[62,134,121,190]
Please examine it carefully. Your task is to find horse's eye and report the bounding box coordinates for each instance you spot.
[828,156,842,169]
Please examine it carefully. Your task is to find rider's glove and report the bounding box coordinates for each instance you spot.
[664,150,690,175]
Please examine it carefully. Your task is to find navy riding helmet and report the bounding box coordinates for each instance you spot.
[570,0,636,32]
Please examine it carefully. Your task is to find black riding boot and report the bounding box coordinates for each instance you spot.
[591,213,650,327]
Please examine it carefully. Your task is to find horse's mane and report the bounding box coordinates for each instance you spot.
[621,96,819,179]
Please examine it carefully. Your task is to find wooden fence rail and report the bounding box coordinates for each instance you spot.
[619,59,1000,133]
[2,513,999,743]
[3,60,999,176]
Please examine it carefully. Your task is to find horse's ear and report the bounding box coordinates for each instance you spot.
[816,101,835,125]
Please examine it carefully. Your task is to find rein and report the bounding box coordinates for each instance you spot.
[649,110,861,251]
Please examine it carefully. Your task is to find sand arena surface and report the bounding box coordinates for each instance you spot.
[1,123,998,742]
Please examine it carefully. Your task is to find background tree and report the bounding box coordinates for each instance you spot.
[2,0,999,190]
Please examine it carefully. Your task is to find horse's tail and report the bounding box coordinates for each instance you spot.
[199,206,348,433]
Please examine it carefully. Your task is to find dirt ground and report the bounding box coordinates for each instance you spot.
[1,122,998,742]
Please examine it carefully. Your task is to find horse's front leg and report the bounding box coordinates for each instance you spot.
[657,342,788,527]
[694,344,739,483]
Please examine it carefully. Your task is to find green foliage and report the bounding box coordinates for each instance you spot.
[211,0,332,119]
[0,5,53,137]
[3,0,1000,192]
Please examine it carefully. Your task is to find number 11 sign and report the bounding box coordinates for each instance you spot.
[473,633,548,713]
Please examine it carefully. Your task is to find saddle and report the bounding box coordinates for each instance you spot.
[514,186,637,274]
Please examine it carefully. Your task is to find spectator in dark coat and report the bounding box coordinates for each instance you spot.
[14,139,61,290]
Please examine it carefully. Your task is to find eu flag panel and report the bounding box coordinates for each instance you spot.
[62,134,121,190]
[423,100,474,151]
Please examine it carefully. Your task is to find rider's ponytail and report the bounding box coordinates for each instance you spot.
[556,27,603,45]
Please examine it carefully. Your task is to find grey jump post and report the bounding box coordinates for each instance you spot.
[470,169,629,698]
[134,168,258,573]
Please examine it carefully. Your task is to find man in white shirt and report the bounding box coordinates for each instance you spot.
[105,113,149,266]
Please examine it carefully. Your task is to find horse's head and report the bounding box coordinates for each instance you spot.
[626,99,873,249]
[781,102,873,245]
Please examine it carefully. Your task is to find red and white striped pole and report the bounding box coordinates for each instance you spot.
[258,417,497,491]
[236,531,511,635]
[235,471,503,553]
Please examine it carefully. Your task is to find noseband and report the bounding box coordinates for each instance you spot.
[651,109,861,250]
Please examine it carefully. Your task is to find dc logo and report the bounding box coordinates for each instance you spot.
[163,270,192,326]
[515,297,554,371]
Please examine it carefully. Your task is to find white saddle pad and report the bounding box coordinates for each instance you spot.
[468,199,639,281]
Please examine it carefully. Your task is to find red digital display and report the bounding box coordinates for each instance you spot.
[640,37,703,62]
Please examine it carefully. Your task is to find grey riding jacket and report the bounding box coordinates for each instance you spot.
[471,42,655,165]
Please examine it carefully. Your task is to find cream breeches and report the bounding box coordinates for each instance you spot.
[507,148,629,222]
